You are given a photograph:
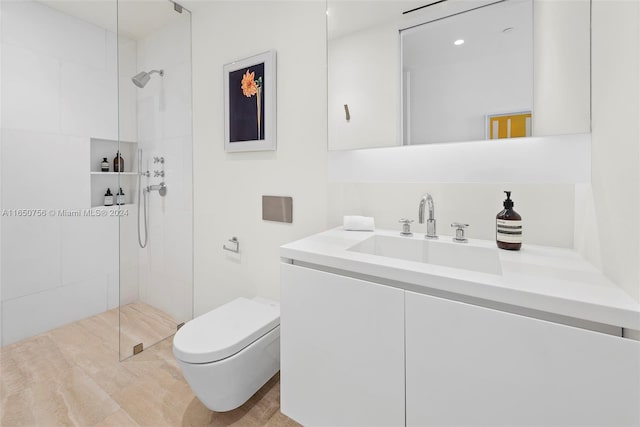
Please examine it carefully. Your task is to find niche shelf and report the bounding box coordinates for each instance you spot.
[90,172,139,175]
[90,138,138,208]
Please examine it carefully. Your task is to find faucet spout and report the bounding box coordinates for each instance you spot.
[418,193,438,239]
[418,194,435,223]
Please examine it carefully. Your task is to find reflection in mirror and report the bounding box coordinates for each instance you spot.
[401,0,532,145]
[328,0,591,151]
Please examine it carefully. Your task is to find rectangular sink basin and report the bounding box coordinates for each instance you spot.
[347,235,502,275]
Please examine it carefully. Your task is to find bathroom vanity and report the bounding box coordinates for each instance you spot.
[280,228,640,426]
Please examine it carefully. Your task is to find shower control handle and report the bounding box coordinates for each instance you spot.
[154,170,165,178]
[146,182,167,197]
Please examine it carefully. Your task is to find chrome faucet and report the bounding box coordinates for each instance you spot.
[418,193,438,239]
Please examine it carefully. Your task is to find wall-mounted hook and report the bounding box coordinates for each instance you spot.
[344,104,351,121]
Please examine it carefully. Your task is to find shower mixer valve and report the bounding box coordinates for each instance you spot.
[154,170,165,178]
[153,156,165,164]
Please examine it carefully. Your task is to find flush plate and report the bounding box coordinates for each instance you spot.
[262,195,293,223]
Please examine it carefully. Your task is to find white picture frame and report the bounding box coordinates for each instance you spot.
[224,50,277,152]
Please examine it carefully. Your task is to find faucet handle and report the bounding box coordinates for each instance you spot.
[451,223,469,243]
[399,218,414,237]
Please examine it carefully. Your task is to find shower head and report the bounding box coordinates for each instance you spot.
[131,69,164,88]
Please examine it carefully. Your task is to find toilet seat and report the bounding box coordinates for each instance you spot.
[173,297,280,364]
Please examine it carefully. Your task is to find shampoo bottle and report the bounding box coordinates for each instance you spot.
[101,157,109,172]
[116,188,125,205]
[496,191,522,250]
[104,188,114,206]
[113,151,124,173]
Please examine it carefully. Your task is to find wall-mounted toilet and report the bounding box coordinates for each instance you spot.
[173,297,280,412]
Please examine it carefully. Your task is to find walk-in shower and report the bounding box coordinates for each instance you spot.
[0,0,193,361]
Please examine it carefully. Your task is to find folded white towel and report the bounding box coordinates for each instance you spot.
[343,215,375,231]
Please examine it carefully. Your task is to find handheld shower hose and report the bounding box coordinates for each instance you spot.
[137,149,148,248]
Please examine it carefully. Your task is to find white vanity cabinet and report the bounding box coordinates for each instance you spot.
[280,228,640,426]
[280,263,405,426]
[405,291,640,426]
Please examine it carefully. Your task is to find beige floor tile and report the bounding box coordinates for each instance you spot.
[35,367,120,426]
[1,387,36,427]
[264,411,302,427]
[1,303,300,427]
[93,409,140,427]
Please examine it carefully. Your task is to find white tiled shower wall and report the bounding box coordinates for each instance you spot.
[0,0,138,345]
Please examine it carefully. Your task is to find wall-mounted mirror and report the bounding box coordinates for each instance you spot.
[327,0,591,151]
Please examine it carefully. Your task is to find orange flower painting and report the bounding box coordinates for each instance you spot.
[241,70,258,97]
[237,68,263,140]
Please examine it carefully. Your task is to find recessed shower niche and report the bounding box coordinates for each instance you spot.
[90,138,138,207]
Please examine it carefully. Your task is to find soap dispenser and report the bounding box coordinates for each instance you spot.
[104,188,114,206]
[496,191,522,250]
[113,151,124,172]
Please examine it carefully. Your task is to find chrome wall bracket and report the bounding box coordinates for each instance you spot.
[223,237,240,253]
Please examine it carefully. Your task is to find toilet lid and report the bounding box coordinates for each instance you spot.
[173,297,280,364]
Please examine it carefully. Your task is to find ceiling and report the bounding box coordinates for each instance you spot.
[38,0,184,40]
[403,0,531,68]
[327,0,425,40]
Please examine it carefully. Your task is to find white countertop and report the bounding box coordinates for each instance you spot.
[280,227,640,330]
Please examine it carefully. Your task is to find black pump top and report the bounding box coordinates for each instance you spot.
[105,188,112,196]
[118,187,124,195]
[503,191,514,209]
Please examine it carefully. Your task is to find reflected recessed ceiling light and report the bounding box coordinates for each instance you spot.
[454,39,464,46]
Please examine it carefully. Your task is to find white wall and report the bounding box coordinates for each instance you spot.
[328,183,575,247]
[135,14,193,324]
[532,0,591,136]
[0,0,128,345]
[189,0,328,316]
[577,0,640,301]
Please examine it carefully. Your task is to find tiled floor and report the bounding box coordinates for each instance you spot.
[0,304,299,427]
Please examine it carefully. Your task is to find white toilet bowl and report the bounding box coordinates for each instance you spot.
[173,297,280,412]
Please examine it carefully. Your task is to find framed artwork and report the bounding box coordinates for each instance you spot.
[224,50,277,152]
[486,111,532,140]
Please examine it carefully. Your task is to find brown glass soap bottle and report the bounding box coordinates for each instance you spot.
[113,151,124,173]
[496,191,522,250]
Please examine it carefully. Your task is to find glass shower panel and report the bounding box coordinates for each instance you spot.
[117,0,193,360]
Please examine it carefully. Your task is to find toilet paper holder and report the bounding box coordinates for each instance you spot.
[223,237,239,253]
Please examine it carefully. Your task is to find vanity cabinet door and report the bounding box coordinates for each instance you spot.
[281,263,405,426]
[405,291,640,426]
